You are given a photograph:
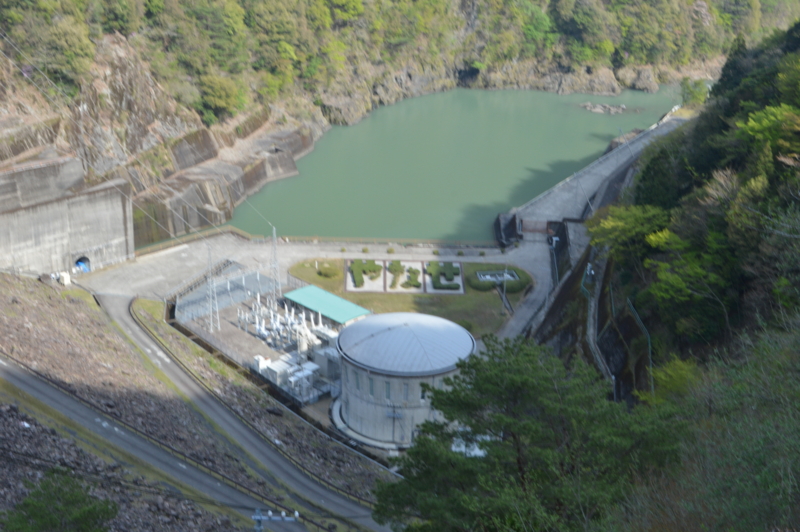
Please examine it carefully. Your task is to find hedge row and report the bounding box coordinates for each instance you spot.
[402,267,422,289]
[388,260,404,289]
[466,266,532,294]
[350,260,383,288]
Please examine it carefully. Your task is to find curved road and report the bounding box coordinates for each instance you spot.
[97,293,389,532]
[0,356,304,532]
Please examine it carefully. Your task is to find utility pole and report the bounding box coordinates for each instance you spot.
[206,244,220,332]
[270,225,281,311]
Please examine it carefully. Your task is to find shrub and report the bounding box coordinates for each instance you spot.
[466,266,533,293]
[341,247,346,252]
[350,260,382,287]
[457,250,465,256]
[362,247,369,253]
[388,260,404,288]
[427,262,460,290]
[479,251,486,257]
[402,267,422,288]
[387,247,395,254]
[432,249,440,255]
[318,265,340,278]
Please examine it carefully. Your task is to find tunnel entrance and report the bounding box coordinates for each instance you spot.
[75,256,91,273]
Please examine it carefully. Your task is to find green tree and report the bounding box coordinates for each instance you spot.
[198,74,241,123]
[329,0,363,22]
[42,17,95,87]
[0,470,117,532]
[587,205,669,279]
[736,103,800,155]
[373,336,682,532]
[680,77,708,106]
[101,0,135,34]
[644,229,734,340]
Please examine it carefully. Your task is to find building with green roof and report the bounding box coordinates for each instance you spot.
[284,285,371,327]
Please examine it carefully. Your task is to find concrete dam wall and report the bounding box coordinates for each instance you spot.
[0,179,134,274]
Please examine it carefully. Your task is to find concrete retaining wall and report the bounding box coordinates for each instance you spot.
[0,179,134,273]
[0,157,84,212]
[169,129,219,171]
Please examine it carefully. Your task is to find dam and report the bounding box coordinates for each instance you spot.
[229,87,680,243]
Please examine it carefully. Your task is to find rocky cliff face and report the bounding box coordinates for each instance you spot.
[313,57,723,126]
[0,30,724,248]
[68,35,201,177]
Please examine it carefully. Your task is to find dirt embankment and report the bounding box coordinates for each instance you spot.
[0,403,242,531]
[0,274,278,500]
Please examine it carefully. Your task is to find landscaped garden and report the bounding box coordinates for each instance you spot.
[288,259,533,337]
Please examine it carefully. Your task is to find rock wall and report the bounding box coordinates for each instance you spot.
[0,179,134,273]
[314,57,723,126]
[67,35,201,176]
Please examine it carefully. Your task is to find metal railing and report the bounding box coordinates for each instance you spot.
[513,118,682,215]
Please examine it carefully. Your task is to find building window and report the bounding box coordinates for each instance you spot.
[421,386,426,400]
[355,372,360,391]
[369,377,374,397]
[385,381,391,400]
[403,382,409,402]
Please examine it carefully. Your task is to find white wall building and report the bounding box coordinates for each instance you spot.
[335,312,476,447]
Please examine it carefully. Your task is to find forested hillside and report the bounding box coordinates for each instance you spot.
[373,23,800,532]
[1,0,796,125]
[589,21,800,348]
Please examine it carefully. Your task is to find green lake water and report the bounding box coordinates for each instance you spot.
[230,87,680,243]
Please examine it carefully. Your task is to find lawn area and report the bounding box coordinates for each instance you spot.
[288,259,532,337]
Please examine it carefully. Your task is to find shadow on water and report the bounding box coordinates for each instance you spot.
[441,151,601,243]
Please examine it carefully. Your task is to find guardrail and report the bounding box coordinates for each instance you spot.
[130,298,394,511]
[513,118,682,215]
[280,235,497,247]
[136,227,496,259]
[0,347,344,532]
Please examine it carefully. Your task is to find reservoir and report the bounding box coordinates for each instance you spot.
[230,87,680,243]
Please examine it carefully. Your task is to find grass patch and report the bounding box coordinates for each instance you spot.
[290,259,533,337]
[60,288,96,306]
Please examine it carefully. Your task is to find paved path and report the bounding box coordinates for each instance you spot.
[98,294,389,532]
[0,356,304,532]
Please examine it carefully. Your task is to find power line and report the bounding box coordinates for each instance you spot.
[0,35,238,270]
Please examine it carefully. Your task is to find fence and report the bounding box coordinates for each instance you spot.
[175,269,278,324]
[514,118,683,218]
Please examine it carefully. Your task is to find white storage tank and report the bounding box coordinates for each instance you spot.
[336,312,475,447]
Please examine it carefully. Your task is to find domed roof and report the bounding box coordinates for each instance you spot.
[337,313,476,377]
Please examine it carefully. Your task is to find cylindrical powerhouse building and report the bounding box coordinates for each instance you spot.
[337,312,476,446]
